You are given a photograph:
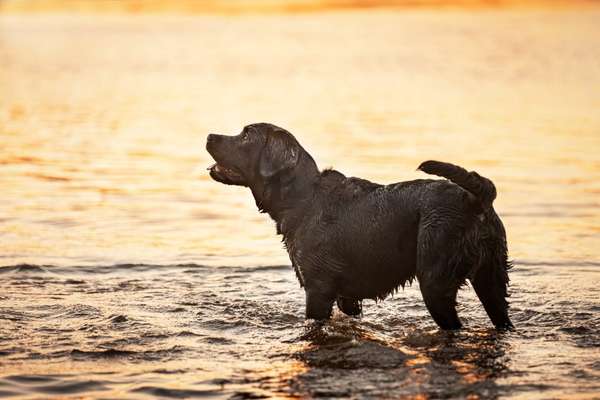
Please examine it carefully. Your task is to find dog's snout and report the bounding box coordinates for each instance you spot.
[206,134,222,152]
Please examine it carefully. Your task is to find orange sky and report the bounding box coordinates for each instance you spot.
[1,0,597,13]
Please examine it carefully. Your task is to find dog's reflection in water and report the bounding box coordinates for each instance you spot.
[275,316,510,398]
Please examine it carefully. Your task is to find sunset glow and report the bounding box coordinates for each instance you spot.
[0,0,597,13]
[1,0,599,398]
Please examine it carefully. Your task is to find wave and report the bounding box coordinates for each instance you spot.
[1,261,597,277]
[70,345,186,360]
[514,259,600,267]
[131,385,221,398]
[0,263,291,275]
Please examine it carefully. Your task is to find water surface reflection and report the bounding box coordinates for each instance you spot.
[1,6,599,399]
[278,318,511,398]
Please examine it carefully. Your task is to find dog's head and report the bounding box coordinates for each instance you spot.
[206,123,318,212]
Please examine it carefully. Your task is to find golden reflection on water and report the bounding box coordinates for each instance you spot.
[1,7,599,267]
[0,10,598,397]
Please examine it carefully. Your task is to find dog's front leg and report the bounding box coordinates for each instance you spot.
[304,287,335,320]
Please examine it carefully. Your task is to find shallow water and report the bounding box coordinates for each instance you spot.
[1,263,599,398]
[1,8,599,399]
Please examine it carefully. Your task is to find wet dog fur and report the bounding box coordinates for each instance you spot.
[206,123,513,330]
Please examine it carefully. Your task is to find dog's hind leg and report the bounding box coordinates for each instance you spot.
[416,226,462,330]
[470,259,513,330]
[336,297,362,317]
[418,277,462,330]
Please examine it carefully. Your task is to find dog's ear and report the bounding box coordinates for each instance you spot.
[259,131,300,179]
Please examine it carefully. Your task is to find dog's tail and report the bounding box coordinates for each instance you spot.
[418,160,497,210]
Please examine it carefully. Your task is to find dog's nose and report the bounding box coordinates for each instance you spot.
[206,134,221,150]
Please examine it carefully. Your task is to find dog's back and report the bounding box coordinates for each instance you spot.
[288,162,512,329]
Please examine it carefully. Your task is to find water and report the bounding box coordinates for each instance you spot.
[1,7,599,399]
[1,263,599,398]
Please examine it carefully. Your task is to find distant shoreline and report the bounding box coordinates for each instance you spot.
[1,0,598,14]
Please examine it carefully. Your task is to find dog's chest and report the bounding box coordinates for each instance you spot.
[283,238,306,287]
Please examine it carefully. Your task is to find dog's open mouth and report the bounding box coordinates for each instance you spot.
[207,163,246,186]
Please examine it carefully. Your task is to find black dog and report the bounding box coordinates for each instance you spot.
[206,123,512,330]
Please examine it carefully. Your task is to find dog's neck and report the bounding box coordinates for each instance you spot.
[251,156,319,236]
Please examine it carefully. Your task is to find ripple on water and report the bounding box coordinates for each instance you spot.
[0,264,50,274]
[70,346,186,362]
[3,375,110,396]
[108,314,128,324]
[299,340,412,369]
[0,262,599,399]
[131,386,223,398]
